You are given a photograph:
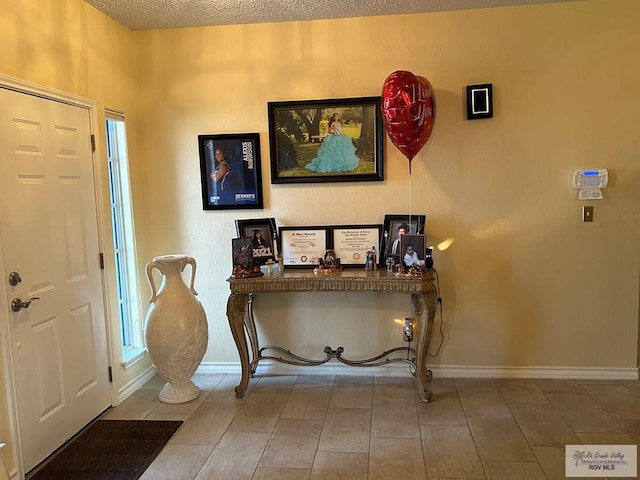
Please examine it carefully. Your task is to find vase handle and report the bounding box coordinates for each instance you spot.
[185,256,198,296]
[146,260,162,303]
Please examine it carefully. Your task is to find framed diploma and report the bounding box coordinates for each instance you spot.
[330,224,383,267]
[279,226,329,268]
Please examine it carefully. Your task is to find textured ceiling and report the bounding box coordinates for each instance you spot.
[84,0,581,30]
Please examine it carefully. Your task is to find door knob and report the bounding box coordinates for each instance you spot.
[11,297,39,312]
[8,272,22,286]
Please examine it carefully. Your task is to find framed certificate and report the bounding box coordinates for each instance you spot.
[279,226,329,268]
[330,224,383,267]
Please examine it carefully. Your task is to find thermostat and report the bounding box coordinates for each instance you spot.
[573,169,608,200]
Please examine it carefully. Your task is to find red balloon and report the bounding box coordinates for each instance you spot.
[381,70,436,172]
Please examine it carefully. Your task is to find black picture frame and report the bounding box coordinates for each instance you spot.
[466,84,493,120]
[399,234,427,268]
[232,237,253,268]
[198,133,264,210]
[235,217,277,265]
[278,226,329,268]
[330,224,383,268]
[383,214,427,259]
[267,96,384,184]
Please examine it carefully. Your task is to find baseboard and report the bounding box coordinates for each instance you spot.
[196,361,639,380]
[114,365,158,404]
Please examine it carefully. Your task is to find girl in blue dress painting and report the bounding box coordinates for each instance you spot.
[305,113,359,173]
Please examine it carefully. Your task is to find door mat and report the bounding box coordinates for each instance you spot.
[28,419,183,480]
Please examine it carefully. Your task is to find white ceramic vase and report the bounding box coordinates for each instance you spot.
[144,254,208,403]
[0,443,9,480]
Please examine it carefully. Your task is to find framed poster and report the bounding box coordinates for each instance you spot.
[267,96,384,184]
[330,224,383,267]
[279,226,329,268]
[235,217,277,265]
[198,133,264,210]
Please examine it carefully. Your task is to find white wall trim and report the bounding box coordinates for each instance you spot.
[196,361,639,381]
[114,366,157,404]
[0,73,94,109]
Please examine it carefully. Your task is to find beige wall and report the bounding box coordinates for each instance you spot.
[1,0,639,475]
[134,0,639,369]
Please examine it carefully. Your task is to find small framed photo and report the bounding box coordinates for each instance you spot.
[235,217,277,265]
[399,234,427,269]
[267,96,384,184]
[330,224,383,267]
[279,226,329,268]
[198,133,264,210]
[466,83,493,120]
[382,214,426,259]
[232,237,253,269]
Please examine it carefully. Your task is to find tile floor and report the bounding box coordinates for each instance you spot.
[101,372,640,480]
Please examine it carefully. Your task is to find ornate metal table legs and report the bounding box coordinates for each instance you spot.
[227,286,437,402]
[226,292,252,397]
[412,292,436,402]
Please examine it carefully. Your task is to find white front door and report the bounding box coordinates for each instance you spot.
[0,86,111,473]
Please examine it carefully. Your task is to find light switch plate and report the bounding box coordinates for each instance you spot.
[582,206,594,222]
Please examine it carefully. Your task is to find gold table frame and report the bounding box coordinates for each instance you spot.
[226,270,437,402]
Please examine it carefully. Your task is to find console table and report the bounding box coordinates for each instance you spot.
[226,270,437,402]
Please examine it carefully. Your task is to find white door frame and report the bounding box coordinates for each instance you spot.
[0,73,115,479]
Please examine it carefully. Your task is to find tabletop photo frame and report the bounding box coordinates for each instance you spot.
[267,96,384,184]
[382,214,426,258]
[399,234,427,269]
[235,217,277,265]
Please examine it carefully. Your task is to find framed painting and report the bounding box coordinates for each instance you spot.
[278,226,329,268]
[330,224,383,267]
[267,96,384,184]
[382,214,426,259]
[198,133,264,210]
[235,217,277,265]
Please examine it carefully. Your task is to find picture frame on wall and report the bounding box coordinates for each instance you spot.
[267,96,384,184]
[330,224,383,268]
[278,226,329,268]
[382,214,426,259]
[198,133,264,210]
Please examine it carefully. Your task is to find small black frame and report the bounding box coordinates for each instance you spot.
[267,96,384,184]
[383,214,427,259]
[235,217,277,265]
[198,133,264,210]
[232,237,253,269]
[466,84,493,120]
[399,234,427,268]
